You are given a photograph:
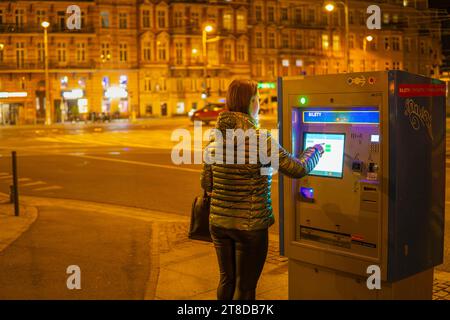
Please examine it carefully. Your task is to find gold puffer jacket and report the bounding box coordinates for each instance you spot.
[201,111,321,231]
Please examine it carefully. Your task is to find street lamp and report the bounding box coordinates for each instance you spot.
[362,35,374,72]
[325,3,335,12]
[41,21,51,125]
[202,24,213,100]
[324,0,349,73]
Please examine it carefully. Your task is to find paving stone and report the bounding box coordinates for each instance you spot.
[434,291,449,297]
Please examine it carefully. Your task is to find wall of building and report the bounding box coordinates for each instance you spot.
[0,0,444,124]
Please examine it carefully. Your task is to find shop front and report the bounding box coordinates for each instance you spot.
[61,88,88,122]
[102,75,129,119]
[0,91,28,125]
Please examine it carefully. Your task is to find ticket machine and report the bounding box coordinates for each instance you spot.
[278,71,446,299]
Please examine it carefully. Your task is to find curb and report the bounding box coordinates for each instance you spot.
[144,222,161,300]
[0,192,39,254]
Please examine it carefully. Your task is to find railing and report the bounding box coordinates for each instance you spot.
[0,60,96,70]
[0,23,96,34]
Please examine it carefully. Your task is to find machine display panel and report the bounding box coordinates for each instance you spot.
[303,133,345,178]
[302,110,379,125]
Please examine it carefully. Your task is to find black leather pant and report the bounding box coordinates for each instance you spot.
[210,225,268,300]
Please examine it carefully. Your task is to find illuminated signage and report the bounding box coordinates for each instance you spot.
[0,92,28,98]
[62,89,84,100]
[105,86,128,99]
[258,82,276,89]
[78,98,88,113]
[303,111,380,124]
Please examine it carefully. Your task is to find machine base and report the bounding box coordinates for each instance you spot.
[288,259,434,300]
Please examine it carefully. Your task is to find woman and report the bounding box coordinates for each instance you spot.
[201,79,324,300]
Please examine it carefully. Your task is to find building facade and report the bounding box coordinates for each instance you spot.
[0,0,443,124]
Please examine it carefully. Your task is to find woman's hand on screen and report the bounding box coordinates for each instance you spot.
[314,143,325,157]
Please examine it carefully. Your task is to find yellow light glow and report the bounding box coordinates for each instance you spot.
[204,25,213,33]
[41,21,50,28]
[0,43,4,51]
[192,48,198,55]
[366,35,374,42]
[324,3,335,12]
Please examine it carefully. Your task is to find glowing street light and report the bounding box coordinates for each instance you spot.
[41,21,50,28]
[192,48,198,55]
[204,25,213,33]
[366,35,374,42]
[324,3,335,12]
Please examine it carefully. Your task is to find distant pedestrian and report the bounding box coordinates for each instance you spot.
[201,79,324,300]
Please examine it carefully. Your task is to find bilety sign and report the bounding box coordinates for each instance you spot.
[398,84,446,97]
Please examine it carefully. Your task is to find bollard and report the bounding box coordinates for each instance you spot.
[12,151,19,216]
[9,185,14,204]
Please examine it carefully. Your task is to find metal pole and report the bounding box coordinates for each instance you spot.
[202,29,207,100]
[12,151,19,216]
[363,38,366,72]
[44,26,51,125]
[344,0,350,73]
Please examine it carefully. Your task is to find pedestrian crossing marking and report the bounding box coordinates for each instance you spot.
[20,181,46,187]
[33,185,62,192]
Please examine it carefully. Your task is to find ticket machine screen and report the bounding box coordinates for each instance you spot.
[303,133,345,178]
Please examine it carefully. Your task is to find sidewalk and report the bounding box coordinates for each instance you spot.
[154,220,450,300]
[153,222,287,300]
[0,194,38,253]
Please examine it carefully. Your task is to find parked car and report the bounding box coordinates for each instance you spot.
[189,103,226,125]
[259,95,277,114]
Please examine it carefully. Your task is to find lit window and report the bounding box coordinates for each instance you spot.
[120,75,128,87]
[322,34,329,50]
[223,12,232,30]
[102,76,109,89]
[282,59,289,67]
[296,59,303,67]
[237,12,245,31]
[61,76,68,88]
[332,35,340,51]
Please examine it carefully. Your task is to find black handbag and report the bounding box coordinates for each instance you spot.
[188,191,212,242]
